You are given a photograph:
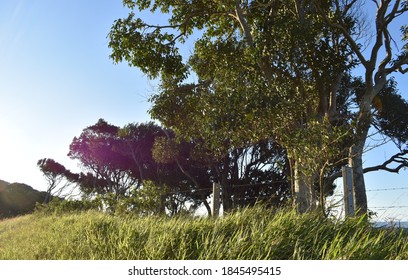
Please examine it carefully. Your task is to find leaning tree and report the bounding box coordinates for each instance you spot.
[37,158,78,202]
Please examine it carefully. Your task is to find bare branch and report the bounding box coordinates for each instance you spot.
[343,0,359,16]
[376,0,408,77]
[363,150,408,173]
[399,65,408,73]
[234,0,253,46]
[384,0,408,24]
[371,0,380,9]
[368,0,390,74]
[326,150,408,185]
[142,23,183,30]
[377,29,393,75]
[385,54,408,74]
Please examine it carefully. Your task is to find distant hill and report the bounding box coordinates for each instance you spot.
[0,179,9,190]
[0,180,48,219]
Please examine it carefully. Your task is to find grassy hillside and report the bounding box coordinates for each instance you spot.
[0,181,48,218]
[0,206,407,260]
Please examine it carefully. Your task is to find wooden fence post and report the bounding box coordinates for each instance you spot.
[212,182,220,218]
[342,166,355,217]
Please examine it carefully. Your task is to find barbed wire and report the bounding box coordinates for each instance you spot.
[364,186,408,220]
[231,180,288,188]
[163,183,408,216]
[367,187,408,192]
[165,184,408,196]
[162,181,289,196]
[370,206,408,209]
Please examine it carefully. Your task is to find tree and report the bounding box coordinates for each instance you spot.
[219,140,291,211]
[118,122,164,183]
[363,78,408,174]
[109,0,356,213]
[67,119,209,215]
[109,0,408,215]
[119,122,214,215]
[314,0,408,214]
[374,78,408,152]
[152,134,214,215]
[37,158,78,203]
[68,119,138,198]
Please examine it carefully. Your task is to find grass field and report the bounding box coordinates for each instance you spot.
[1,205,407,259]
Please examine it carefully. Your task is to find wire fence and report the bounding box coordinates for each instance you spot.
[327,184,408,223]
[163,180,408,222]
[365,186,408,222]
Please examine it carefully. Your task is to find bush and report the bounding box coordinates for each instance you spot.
[35,197,102,215]
[106,181,169,216]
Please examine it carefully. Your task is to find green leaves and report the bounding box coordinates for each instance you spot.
[108,13,187,81]
[375,78,408,150]
[126,1,350,157]
[110,1,397,214]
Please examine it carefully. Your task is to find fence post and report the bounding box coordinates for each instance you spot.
[342,166,355,217]
[212,182,220,218]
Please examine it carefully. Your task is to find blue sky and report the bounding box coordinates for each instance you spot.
[0,0,153,186]
[0,0,407,220]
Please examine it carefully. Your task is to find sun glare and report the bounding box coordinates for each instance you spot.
[0,117,25,182]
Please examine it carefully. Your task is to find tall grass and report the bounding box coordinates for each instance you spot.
[0,205,407,259]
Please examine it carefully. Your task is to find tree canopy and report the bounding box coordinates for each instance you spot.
[109,0,408,214]
[37,119,292,216]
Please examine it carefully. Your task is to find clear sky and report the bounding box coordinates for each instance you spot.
[0,0,407,221]
[0,0,154,187]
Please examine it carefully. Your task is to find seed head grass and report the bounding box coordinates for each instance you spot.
[0,205,407,259]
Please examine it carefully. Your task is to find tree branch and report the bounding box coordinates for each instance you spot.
[385,54,408,74]
[399,65,408,73]
[313,1,369,68]
[363,150,408,173]
[325,149,408,186]
[234,0,253,46]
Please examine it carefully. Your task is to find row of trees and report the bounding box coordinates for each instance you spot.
[37,1,408,216]
[38,119,291,216]
[107,0,408,214]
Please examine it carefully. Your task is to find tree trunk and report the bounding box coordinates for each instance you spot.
[202,199,211,216]
[221,181,233,213]
[293,161,316,213]
[348,101,371,215]
[218,154,233,213]
[349,144,368,215]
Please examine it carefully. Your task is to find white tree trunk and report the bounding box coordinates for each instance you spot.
[349,144,368,215]
[348,101,371,215]
[293,161,316,213]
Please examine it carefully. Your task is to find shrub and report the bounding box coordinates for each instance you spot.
[35,197,102,215]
